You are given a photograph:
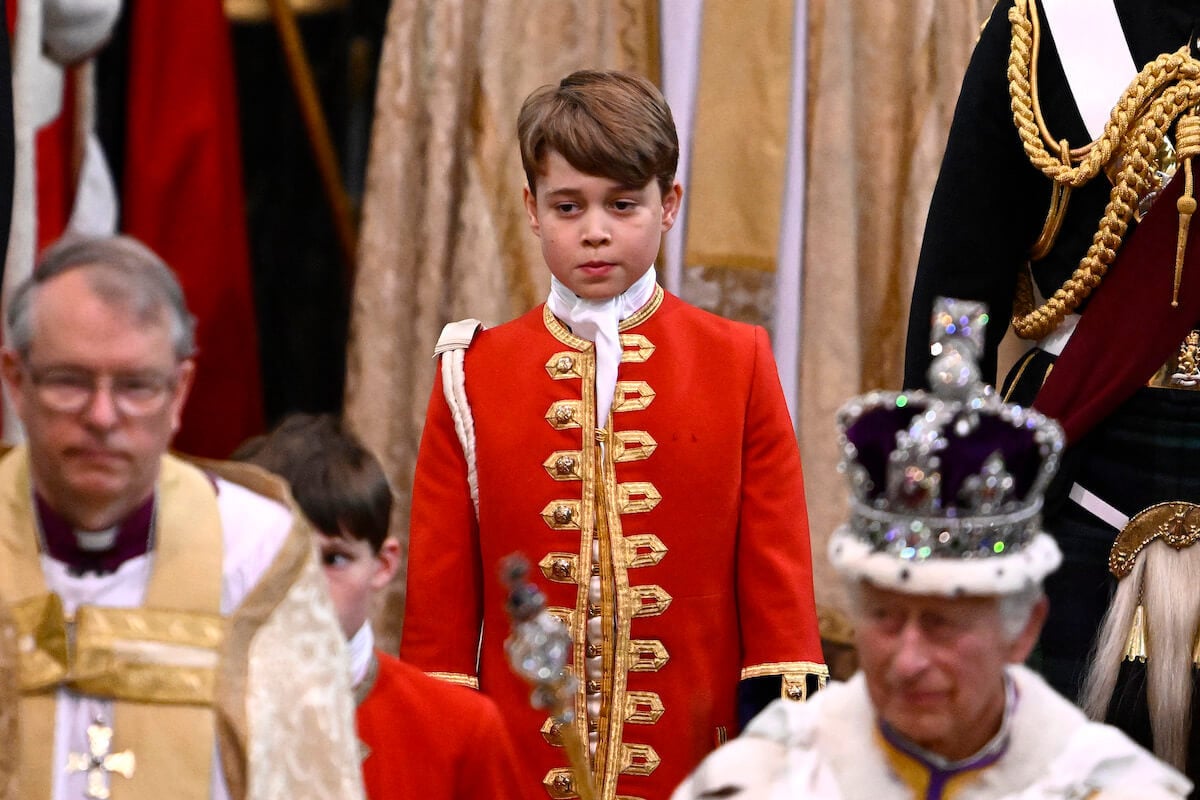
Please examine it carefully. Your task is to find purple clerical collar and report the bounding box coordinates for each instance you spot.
[878,675,1018,800]
[36,492,156,576]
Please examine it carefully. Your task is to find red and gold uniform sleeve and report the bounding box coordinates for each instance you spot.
[736,326,828,698]
[400,372,484,688]
[453,688,535,800]
[358,653,535,800]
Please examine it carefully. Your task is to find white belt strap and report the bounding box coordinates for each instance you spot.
[1069,481,1130,531]
[1040,0,1138,142]
[1038,312,1080,356]
[434,319,484,519]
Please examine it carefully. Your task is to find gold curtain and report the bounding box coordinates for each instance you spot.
[685,0,794,272]
[798,0,993,642]
[345,0,657,652]
[670,1,992,652]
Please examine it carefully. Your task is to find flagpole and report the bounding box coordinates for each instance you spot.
[264,0,358,280]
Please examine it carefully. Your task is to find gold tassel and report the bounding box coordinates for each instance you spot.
[1173,114,1200,306]
[1124,604,1148,662]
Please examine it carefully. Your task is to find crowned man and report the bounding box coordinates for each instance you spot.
[672,298,1190,800]
[0,235,364,800]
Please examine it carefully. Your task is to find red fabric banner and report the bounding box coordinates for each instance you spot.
[121,0,263,457]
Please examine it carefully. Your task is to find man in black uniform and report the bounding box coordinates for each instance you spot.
[905,0,1200,783]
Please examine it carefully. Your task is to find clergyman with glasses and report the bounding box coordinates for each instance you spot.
[0,235,364,800]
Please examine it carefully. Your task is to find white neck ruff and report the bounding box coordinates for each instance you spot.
[546,267,657,426]
[347,621,375,688]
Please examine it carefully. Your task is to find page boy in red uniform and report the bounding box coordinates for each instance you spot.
[238,413,530,800]
[403,69,828,800]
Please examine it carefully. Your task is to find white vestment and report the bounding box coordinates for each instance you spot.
[0,455,366,800]
[671,665,1190,800]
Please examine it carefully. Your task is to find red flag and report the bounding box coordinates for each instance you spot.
[34,76,74,252]
[121,0,264,458]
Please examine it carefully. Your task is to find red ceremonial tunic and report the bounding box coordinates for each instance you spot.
[356,650,530,800]
[403,287,826,800]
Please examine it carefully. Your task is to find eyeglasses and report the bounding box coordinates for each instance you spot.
[23,362,180,418]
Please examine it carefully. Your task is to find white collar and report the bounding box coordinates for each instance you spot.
[546,267,657,426]
[546,266,658,332]
[347,621,375,688]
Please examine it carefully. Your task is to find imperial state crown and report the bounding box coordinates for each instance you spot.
[829,297,1065,595]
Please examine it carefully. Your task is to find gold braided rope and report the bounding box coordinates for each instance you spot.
[1007,0,1200,339]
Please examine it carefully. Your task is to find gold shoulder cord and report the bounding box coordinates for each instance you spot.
[1008,0,1200,339]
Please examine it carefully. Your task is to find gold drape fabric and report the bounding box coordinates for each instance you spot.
[798,0,992,633]
[685,0,795,273]
[345,0,656,652]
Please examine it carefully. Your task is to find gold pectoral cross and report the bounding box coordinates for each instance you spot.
[66,716,136,800]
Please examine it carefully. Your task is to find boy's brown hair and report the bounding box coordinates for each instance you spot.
[233,413,393,552]
[518,69,679,197]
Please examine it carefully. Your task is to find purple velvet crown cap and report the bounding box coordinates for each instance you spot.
[828,297,1065,595]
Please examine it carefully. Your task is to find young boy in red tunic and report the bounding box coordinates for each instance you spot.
[404,69,828,800]
[238,414,530,800]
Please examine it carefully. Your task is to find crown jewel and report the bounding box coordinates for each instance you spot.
[832,298,1064,587]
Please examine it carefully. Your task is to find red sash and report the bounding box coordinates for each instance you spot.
[1033,169,1200,442]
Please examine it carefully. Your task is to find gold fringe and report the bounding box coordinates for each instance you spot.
[1124,604,1148,663]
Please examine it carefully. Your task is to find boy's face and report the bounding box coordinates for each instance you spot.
[524,150,682,300]
[315,530,399,639]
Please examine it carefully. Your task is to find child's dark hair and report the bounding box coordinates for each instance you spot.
[233,413,393,552]
[518,69,679,197]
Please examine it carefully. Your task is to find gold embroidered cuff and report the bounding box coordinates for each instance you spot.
[741,660,830,702]
[425,671,479,690]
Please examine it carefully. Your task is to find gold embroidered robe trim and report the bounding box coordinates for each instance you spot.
[12,595,225,704]
[71,605,226,703]
[543,299,672,798]
[0,599,18,800]
[740,660,831,701]
[189,455,350,800]
[0,448,224,800]
[10,593,69,692]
